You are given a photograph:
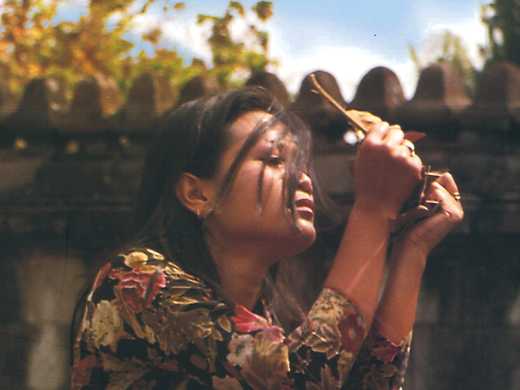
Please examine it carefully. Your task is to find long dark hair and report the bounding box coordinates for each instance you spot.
[133,86,339,325]
[71,88,338,355]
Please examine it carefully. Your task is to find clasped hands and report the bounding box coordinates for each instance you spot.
[352,118,464,260]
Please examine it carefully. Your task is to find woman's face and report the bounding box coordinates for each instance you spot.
[204,110,316,258]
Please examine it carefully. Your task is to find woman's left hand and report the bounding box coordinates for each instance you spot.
[393,172,464,261]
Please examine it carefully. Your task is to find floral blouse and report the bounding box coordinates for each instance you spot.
[71,248,412,389]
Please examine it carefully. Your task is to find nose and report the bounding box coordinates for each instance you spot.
[298,172,313,194]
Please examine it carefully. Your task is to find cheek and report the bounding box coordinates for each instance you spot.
[209,165,316,251]
[215,165,289,228]
[229,166,286,217]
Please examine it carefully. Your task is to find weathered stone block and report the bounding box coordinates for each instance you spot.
[461,61,520,134]
[351,66,406,122]
[395,63,470,139]
[246,71,290,107]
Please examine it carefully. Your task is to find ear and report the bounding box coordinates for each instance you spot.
[175,172,214,217]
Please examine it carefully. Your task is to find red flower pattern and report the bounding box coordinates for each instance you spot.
[72,247,413,389]
[232,304,271,333]
[109,268,166,313]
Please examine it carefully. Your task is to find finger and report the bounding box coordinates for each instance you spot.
[383,125,405,147]
[394,140,422,165]
[411,152,423,166]
[416,183,464,226]
[401,139,415,157]
[409,153,424,178]
[433,172,460,200]
[405,205,459,252]
[365,121,390,141]
[424,181,449,203]
[425,181,464,220]
[404,185,463,249]
[396,143,414,159]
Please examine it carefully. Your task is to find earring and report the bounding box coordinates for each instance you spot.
[196,208,208,220]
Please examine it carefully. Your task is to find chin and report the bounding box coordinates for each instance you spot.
[281,220,317,256]
[298,219,317,240]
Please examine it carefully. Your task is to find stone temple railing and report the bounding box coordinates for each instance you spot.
[1,62,520,237]
[0,62,520,389]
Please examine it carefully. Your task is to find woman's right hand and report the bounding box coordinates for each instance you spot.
[353,122,423,220]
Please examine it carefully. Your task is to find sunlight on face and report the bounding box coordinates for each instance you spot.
[205,110,316,259]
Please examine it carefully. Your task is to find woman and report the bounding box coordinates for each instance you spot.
[71,87,463,389]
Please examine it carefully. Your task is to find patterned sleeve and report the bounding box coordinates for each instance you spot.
[71,248,410,389]
[343,328,412,390]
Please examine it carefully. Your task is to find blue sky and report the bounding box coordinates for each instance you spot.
[57,0,489,98]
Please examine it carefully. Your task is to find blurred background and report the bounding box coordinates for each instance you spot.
[0,0,519,389]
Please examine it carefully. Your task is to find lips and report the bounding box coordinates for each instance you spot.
[295,197,314,210]
[294,197,315,219]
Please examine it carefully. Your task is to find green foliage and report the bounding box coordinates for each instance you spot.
[481,0,520,65]
[0,0,273,105]
[253,1,273,21]
[198,1,273,87]
[409,0,520,95]
[409,31,477,96]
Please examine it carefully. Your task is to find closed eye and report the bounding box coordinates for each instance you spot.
[265,155,284,166]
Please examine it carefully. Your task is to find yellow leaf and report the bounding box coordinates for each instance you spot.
[142,28,162,45]
[28,63,41,77]
[229,1,245,16]
[197,14,214,24]
[252,1,273,21]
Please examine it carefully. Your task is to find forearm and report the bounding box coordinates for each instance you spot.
[342,244,424,389]
[375,242,427,343]
[324,201,391,325]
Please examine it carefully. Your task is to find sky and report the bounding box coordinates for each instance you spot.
[56,0,489,99]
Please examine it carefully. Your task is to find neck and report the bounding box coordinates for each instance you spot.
[207,237,274,310]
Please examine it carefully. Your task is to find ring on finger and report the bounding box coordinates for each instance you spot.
[450,191,461,201]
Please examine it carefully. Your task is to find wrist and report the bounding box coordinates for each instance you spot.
[353,199,393,223]
[390,240,428,272]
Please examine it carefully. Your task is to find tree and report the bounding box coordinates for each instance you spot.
[0,0,273,105]
[481,0,520,65]
[197,1,274,87]
[409,31,477,95]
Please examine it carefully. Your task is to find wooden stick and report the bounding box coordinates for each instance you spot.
[309,73,369,134]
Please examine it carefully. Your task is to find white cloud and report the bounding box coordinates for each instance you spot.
[420,10,488,69]
[132,12,213,64]
[56,0,89,13]
[264,9,487,101]
[266,25,418,100]
[23,0,488,103]
[131,9,267,66]
[123,4,487,102]
[105,5,421,100]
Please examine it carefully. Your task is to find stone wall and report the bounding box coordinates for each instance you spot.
[1,63,519,389]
